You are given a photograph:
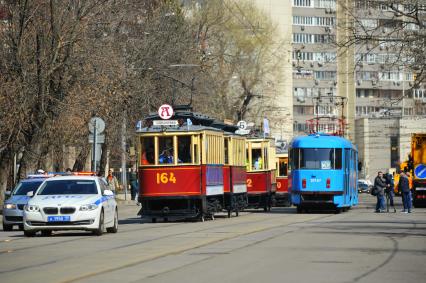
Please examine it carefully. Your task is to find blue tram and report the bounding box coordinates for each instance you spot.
[289,133,358,212]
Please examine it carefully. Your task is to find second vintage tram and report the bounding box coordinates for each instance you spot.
[245,137,276,211]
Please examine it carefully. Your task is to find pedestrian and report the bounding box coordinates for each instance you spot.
[129,168,139,201]
[384,172,396,213]
[374,171,386,213]
[398,171,411,213]
[106,169,119,194]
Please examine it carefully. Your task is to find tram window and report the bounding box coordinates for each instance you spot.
[141,137,155,165]
[291,148,300,169]
[194,143,199,164]
[335,149,342,169]
[158,137,174,164]
[177,136,192,163]
[300,148,339,170]
[252,148,263,170]
[279,159,288,177]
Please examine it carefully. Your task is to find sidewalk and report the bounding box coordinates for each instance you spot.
[115,192,139,205]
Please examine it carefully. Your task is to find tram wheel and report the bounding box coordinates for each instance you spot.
[235,210,239,217]
[335,208,342,214]
[227,209,231,218]
[163,217,168,222]
[296,206,303,213]
[151,218,157,223]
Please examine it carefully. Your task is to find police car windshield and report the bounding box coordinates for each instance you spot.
[38,180,98,195]
[13,181,44,195]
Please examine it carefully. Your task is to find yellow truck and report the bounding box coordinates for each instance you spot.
[410,133,426,207]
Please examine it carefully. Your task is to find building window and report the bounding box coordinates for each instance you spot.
[316,17,335,27]
[313,52,336,62]
[359,19,378,28]
[314,71,336,80]
[293,16,314,26]
[390,136,399,168]
[315,0,336,9]
[293,0,312,7]
[293,33,313,43]
[379,72,402,81]
[293,51,313,61]
[294,105,314,115]
[293,70,314,79]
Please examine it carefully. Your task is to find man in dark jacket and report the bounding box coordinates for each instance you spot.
[374,171,386,212]
[384,172,396,213]
[398,171,411,213]
[129,168,139,201]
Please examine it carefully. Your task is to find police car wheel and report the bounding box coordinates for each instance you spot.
[106,209,118,233]
[41,230,52,237]
[24,230,36,237]
[93,210,105,236]
[3,223,13,231]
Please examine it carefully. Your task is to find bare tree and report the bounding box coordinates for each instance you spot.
[338,0,425,88]
[190,0,283,122]
[0,0,127,199]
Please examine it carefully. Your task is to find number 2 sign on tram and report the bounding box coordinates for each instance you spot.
[158,104,174,120]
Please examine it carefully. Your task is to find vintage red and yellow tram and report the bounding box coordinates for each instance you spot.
[274,151,291,207]
[245,138,276,211]
[136,109,247,221]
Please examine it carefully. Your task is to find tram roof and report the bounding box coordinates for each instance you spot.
[136,124,224,134]
[144,109,239,133]
[290,133,356,150]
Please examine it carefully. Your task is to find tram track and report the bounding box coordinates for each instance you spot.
[0,211,259,255]
[60,213,336,283]
[0,210,333,281]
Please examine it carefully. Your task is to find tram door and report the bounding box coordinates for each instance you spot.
[344,149,351,205]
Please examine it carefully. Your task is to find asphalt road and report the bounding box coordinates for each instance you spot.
[1,194,425,283]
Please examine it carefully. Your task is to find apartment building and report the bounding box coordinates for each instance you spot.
[291,0,426,136]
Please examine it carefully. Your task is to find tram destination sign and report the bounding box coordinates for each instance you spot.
[235,129,250,135]
[153,120,179,126]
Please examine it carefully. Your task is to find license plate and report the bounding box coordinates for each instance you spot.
[47,216,70,222]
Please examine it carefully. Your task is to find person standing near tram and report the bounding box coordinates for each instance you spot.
[374,171,386,213]
[398,171,412,213]
[384,172,396,213]
[106,169,119,194]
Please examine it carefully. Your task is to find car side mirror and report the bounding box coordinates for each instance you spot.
[103,190,114,196]
[26,191,34,197]
[4,191,11,199]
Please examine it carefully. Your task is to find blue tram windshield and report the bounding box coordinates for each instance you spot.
[296,148,342,170]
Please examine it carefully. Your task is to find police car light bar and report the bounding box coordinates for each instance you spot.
[72,172,97,176]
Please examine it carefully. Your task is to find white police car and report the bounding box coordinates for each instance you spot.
[3,176,48,231]
[23,175,118,237]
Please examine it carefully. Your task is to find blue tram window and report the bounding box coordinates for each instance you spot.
[335,149,342,169]
[299,148,342,170]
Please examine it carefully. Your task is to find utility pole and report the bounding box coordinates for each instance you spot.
[337,0,355,141]
[121,114,128,200]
